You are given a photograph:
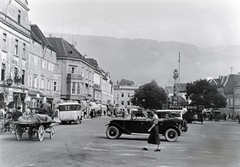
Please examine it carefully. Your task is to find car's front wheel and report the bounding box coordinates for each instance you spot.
[106,126,121,139]
[164,128,178,142]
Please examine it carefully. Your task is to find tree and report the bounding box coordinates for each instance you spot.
[131,80,167,109]
[186,79,227,108]
[118,79,135,86]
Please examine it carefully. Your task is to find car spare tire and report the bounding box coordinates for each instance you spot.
[106,126,121,139]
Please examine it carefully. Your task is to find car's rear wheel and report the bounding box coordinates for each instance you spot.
[164,128,178,142]
[106,126,121,139]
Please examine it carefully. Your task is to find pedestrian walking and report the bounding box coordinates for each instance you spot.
[142,110,161,151]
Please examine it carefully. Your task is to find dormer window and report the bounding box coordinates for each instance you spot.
[69,51,73,54]
[18,10,21,24]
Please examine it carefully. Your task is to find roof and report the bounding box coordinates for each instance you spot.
[30,24,55,51]
[223,74,240,94]
[210,74,240,94]
[86,58,99,69]
[47,37,86,61]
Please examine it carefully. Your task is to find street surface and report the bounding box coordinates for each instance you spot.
[0,117,240,167]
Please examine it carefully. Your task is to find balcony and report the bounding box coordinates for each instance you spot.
[67,73,83,80]
[94,84,101,90]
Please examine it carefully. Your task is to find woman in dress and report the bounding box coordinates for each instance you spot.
[142,110,161,151]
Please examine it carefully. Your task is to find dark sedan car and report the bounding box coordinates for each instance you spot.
[106,111,181,142]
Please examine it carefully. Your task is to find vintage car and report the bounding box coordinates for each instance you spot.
[106,110,181,142]
[155,109,188,132]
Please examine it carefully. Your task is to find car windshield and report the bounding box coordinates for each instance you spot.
[130,110,147,119]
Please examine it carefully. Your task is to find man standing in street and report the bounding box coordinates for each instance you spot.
[12,106,22,121]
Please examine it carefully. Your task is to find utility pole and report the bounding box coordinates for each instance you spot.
[178,52,181,99]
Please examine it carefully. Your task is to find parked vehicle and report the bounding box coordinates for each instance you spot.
[183,109,203,123]
[106,109,181,142]
[58,102,83,124]
[155,109,188,132]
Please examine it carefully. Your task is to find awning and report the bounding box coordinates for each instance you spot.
[28,90,45,97]
[101,104,107,110]
[90,102,100,110]
[81,100,87,108]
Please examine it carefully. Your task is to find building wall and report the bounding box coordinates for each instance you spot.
[114,85,138,109]
[101,78,112,105]
[28,38,61,110]
[58,58,95,101]
[93,70,101,102]
[0,0,30,111]
[234,85,240,115]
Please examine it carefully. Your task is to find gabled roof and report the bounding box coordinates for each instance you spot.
[223,74,240,94]
[210,74,240,94]
[30,24,55,51]
[209,75,228,88]
[47,37,86,61]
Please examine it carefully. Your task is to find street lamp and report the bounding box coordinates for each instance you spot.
[5,65,21,86]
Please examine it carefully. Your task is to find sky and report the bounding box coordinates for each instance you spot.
[28,0,240,48]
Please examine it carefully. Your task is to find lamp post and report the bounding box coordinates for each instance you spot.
[5,65,21,86]
[6,78,13,86]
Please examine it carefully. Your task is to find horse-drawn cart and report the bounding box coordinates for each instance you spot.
[13,114,56,141]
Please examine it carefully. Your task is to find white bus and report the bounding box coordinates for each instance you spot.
[58,102,83,124]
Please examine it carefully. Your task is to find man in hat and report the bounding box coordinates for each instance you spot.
[12,106,22,121]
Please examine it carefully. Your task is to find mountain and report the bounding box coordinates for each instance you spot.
[51,33,240,86]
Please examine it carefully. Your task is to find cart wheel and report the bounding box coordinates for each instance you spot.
[28,127,34,139]
[49,127,55,139]
[37,125,45,141]
[15,125,23,141]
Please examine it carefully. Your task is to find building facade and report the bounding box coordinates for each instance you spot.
[209,74,240,116]
[0,0,30,111]
[234,82,240,115]
[48,37,96,115]
[28,24,61,111]
[114,85,138,111]
[100,70,113,107]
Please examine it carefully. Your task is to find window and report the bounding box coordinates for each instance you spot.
[15,39,19,56]
[128,93,130,97]
[42,60,45,69]
[34,56,38,66]
[127,101,130,105]
[121,93,124,97]
[72,82,76,94]
[22,43,26,59]
[36,77,40,88]
[77,83,80,94]
[47,80,50,90]
[121,101,124,105]
[53,81,57,91]
[2,33,7,51]
[33,75,37,88]
[1,64,5,81]
[18,10,21,24]
[71,67,75,74]
[28,75,32,87]
[21,70,25,85]
[41,78,44,89]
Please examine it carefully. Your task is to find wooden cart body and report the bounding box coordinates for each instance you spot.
[13,121,55,141]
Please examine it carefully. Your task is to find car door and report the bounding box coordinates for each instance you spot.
[124,119,151,133]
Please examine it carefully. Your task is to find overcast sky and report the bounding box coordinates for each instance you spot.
[28,0,240,48]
